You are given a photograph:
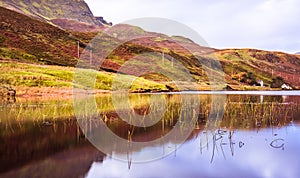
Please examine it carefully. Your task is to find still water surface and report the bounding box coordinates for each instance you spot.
[0,92,300,178]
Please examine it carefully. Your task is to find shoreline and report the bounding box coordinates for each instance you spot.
[14,87,111,99]
[7,86,298,100]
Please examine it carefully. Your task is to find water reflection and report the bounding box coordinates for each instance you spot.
[0,93,299,177]
[86,123,300,178]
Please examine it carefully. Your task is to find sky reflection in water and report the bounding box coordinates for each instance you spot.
[86,123,300,178]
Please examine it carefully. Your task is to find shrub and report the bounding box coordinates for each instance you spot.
[233,72,258,85]
[271,76,285,88]
[0,34,6,45]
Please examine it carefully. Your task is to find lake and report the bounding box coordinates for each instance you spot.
[0,91,300,178]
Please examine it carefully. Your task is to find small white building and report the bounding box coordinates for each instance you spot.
[281,84,292,90]
[258,80,264,87]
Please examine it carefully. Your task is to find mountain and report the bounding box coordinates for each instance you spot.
[0,5,299,92]
[296,52,300,55]
[0,0,111,31]
[92,33,300,89]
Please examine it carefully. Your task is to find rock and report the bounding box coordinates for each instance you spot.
[224,85,234,91]
[95,16,112,26]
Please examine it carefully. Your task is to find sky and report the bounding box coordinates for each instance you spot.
[85,0,300,53]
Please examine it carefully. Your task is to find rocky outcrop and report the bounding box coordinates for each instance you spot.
[95,16,112,26]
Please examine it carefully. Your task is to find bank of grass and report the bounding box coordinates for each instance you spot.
[228,85,280,91]
[0,60,169,95]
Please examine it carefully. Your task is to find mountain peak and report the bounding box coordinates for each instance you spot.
[0,0,111,31]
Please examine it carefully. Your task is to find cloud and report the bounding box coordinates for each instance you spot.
[85,127,300,178]
[85,0,300,53]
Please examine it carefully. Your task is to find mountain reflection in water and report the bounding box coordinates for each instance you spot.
[0,93,299,178]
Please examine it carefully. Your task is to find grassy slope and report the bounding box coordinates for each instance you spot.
[0,60,168,93]
[95,35,300,89]
[215,49,300,89]
[84,23,300,89]
[0,7,169,94]
[0,6,82,66]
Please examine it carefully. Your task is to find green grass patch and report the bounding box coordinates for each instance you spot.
[0,47,39,62]
[0,61,169,92]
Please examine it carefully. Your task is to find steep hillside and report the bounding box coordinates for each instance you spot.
[0,0,111,31]
[0,6,80,65]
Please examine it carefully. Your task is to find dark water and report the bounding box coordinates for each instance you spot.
[0,93,300,178]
